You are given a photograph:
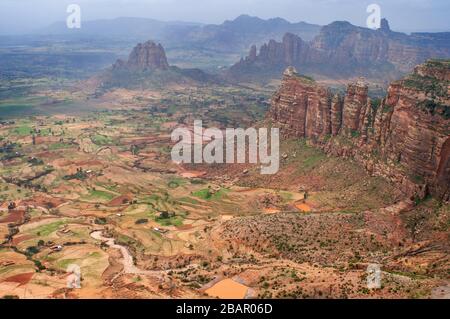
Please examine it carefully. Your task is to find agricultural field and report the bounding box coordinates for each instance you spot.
[0,83,448,299]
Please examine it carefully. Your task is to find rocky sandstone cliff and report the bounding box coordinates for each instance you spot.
[268,61,450,200]
[230,20,450,81]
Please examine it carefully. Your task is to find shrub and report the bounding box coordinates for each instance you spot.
[25,246,40,256]
[94,217,107,225]
[135,219,148,225]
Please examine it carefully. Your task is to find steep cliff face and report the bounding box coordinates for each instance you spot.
[228,33,318,82]
[373,60,450,199]
[229,20,450,82]
[268,67,331,140]
[268,61,450,200]
[341,81,369,133]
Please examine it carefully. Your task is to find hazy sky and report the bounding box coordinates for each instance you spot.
[1,0,449,34]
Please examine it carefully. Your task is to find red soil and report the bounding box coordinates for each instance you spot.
[75,160,103,166]
[0,210,25,224]
[2,272,35,286]
[35,151,55,158]
[176,224,194,230]
[23,196,66,209]
[120,136,161,145]
[108,194,133,207]
[11,235,34,245]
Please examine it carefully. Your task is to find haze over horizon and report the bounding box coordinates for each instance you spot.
[0,0,449,35]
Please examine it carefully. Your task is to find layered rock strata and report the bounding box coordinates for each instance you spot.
[267,61,450,200]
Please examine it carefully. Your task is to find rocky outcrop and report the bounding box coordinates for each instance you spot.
[113,40,169,71]
[99,40,219,89]
[228,33,317,82]
[341,81,369,133]
[268,61,450,200]
[268,67,331,140]
[330,94,343,136]
[229,20,450,82]
[180,14,321,53]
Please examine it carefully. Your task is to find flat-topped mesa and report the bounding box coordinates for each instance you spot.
[113,40,169,71]
[268,60,450,200]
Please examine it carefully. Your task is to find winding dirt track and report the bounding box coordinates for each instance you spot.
[90,231,157,276]
[90,231,199,280]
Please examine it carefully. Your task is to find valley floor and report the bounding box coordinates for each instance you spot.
[0,85,448,299]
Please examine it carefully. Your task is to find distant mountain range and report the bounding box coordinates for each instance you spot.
[40,15,321,54]
[38,15,450,83]
[228,19,450,82]
[41,17,201,42]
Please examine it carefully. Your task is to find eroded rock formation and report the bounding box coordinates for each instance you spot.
[113,40,169,71]
[230,20,450,81]
[268,61,450,200]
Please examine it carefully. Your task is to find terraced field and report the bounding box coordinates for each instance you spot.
[0,85,448,299]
